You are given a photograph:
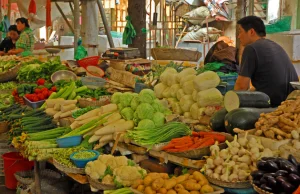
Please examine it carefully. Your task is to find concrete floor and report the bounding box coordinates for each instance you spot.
[0,176,16,194]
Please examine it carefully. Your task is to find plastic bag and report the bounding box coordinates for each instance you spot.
[74,39,88,60]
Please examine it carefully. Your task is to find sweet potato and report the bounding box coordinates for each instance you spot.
[163,179,177,190]
[152,178,165,191]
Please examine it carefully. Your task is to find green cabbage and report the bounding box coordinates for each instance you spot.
[120,92,134,107]
[154,83,168,99]
[138,89,156,103]
[152,99,166,113]
[120,107,134,120]
[137,119,155,129]
[152,112,165,127]
[136,103,155,120]
[131,96,140,111]
[117,103,125,111]
[111,92,122,104]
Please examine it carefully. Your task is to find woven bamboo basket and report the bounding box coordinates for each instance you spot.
[87,175,116,190]
[250,177,273,194]
[0,122,9,134]
[206,175,252,189]
[78,95,111,108]
[0,63,21,83]
[53,159,85,174]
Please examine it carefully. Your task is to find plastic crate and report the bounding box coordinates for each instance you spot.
[81,76,106,89]
[217,75,238,94]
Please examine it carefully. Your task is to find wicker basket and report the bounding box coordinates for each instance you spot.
[78,96,111,108]
[87,175,116,190]
[206,176,252,189]
[250,178,273,194]
[53,159,85,174]
[0,63,21,83]
[14,169,61,186]
[0,122,9,134]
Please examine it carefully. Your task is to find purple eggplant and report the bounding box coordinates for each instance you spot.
[266,176,277,188]
[263,173,276,180]
[265,160,279,172]
[282,181,296,193]
[260,177,267,185]
[251,170,264,180]
[253,180,261,186]
[276,176,288,184]
[288,155,298,167]
[257,160,267,171]
[275,170,289,177]
[279,160,298,174]
[260,184,273,192]
[288,173,300,185]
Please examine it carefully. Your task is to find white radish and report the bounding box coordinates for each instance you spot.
[103,112,122,126]
[75,108,102,121]
[83,126,102,138]
[99,104,118,114]
[54,103,61,111]
[45,108,58,116]
[70,121,81,130]
[99,134,114,143]
[89,135,102,143]
[95,120,134,136]
[60,111,72,118]
[93,141,109,150]
[78,116,99,125]
[46,98,64,107]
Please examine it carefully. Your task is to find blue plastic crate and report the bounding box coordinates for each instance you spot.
[218,75,238,94]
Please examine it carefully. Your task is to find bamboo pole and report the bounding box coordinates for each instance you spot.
[74,0,80,52]
[55,2,75,34]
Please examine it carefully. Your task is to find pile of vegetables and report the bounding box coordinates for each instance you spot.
[253,97,300,140]
[127,122,191,147]
[45,99,79,119]
[104,188,134,194]
[162,132,226,153]
[154,68,223,124]
[111,89,171,128]
[85,155,147,192]
[72,106,96,119]
[202,134,278,182]
[0,93,14,108]
[251,155,300,193]
[0,55,20,73]
[17,58,67,82]
[72,150,96,159]
[131,172,214,194]
[0,82,17,90]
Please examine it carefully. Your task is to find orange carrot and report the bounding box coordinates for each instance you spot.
[162,143,176,150]
[196,138,215,148]
[192,131,200,137]
[189,137,212,149]
[174,142,194,149]
[203,134,226,143]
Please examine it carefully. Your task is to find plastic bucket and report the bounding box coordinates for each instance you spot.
[2,152,34,189]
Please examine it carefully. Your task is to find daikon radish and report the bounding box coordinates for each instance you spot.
[60,111,72,118]
[61,104,76,113]
[61,100,77,106]
[99,134,114,143]
[75,108,102,121]
[99,104,118,114]
[54,103,61,111]
[45,108,58,116]
[70,121,81,130]
[103,112,122,126]
[95,120,133,136]
[53,111,63,119]
[93,141,109,150]
[89,135,102,143]
[46,98,64,107]
[78,116,99,125]
[83,126,101,138]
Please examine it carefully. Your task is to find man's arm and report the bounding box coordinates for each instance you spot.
[234,75,251,90]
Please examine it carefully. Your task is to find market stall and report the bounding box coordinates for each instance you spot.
[0,53,299,194]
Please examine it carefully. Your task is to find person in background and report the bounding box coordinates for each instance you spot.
[0,25,20,55]
[234,16,298,107]
[8,17,34,56]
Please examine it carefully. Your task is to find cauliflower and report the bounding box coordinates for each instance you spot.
[98,155,128,170]
[98,154,114,164]
[85,160,107,180]
[113,166,147,187]
[102,175,114,185]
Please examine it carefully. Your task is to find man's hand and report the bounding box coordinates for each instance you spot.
[234,75,251,90]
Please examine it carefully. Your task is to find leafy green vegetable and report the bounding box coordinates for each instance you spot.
[120,107,134,120]
[152,112,165,127]
[138,89,156,103]
[0,82,17,90]
[127,160,136,166]
[72,107,96,119]
[76,88,110,100]
[137,119,155,129]
[111,92,122,104]
[119,92,134,107]
[130,96,140,111]
[135,103,155,120]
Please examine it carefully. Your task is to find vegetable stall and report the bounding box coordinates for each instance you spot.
[0,55,299,194]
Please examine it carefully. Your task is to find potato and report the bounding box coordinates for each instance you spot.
[200,185,214,193]
[178,190,190,194]
[163,179,177,190]
[137,185,145,192]
[190,191,200,194]
[184,180,201,191]
[152,178,165,191]
[198,179,209,186]
[159,173,169,179]
[158,188,167,194]
[166,190,176,194]
[175,184,185,192]
[193,171,207,182]
[131,179,143,189]
[176,174,190,184]
[144,176,154,186]
[145,186,156,194]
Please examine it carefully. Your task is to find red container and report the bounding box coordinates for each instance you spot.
[2,152,34,189]
[77,56,100,69]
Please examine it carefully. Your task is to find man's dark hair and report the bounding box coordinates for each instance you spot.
[16,17,30,28]
[237,16,266,37]
[8,25,20,34]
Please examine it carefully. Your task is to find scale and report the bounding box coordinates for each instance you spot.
[45,47,61,61]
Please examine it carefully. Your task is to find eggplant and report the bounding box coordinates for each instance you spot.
[260,177,267,185]
[275,170,289,177]
[279,160,299,174]
[288,173,300,185]
[257,160,267,171]
[276,176,288,184]
[253,180,261,186]
[282,181,296,193]
[265,160,279,172]
[288,155,298,167]
[261,157,277,161]
[298,164,300,173]
[251,170,265,180]
[263,173,276,180]
[260,184,273,192]
[266,176,277,188]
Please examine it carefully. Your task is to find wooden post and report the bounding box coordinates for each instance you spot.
[74,0,80,53]
[128,0,147,58]
[81,0,99,56]
[55,2,75,34]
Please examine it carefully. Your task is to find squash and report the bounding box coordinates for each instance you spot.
[224,108,276,135]
[224,91,270,112]
[209,108,227,132]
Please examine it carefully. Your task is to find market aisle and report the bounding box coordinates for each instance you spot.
[0,177,16,194]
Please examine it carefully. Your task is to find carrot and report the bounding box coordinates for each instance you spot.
[192,136,199,143]
[192,131,200,137]
[197,138,215,148]
[171,136,192,142]
[203,134,226,143]
[174,142,194,149]
[162,143,176,150]
[198,131,214,137]
[189,137,212,149]
[293,186,300,194]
